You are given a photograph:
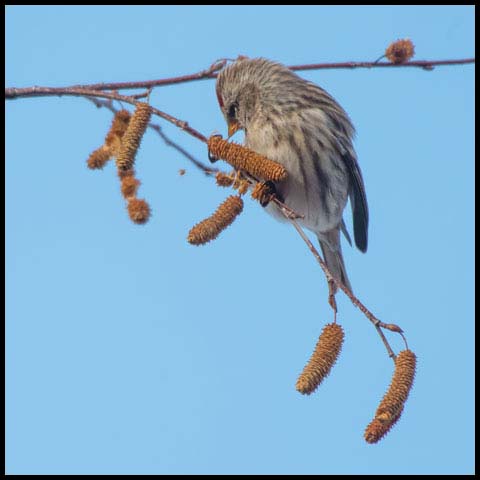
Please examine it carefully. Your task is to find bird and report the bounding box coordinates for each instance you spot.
[215,57,369,293]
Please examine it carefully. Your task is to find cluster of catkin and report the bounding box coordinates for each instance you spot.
[295,322,416,444]
[187,136,287,245]
[87,103,152,224]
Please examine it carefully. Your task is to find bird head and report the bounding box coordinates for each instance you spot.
[215,58,278,138]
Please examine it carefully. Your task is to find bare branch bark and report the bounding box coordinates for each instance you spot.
[5,57,474,97]
[288,58,475,72]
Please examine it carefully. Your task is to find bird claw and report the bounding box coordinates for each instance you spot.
[259,181,277,207]
[208,149,218,163]
[328,279,338,314]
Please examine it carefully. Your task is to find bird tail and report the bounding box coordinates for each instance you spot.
[318,228,352,294]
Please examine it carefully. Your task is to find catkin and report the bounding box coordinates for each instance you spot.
[121,173,141,199]
[296,323,344,395]
[116,102,151,172]
[87,145,111,170]
[216,171,249,195]
[188,195,244,245]
[215,171,235,187]
[385,39,415,64]
[364,406,404,444]
[208,135,287,182]
[105,109,131,155]
[364,349,416,444]
[237,179,249,195]
[86,110,132,170]
[127,198,151,224]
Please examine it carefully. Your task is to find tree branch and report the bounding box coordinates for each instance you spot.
[6,54,472,358]
[20,87,209,143]
[5,58,474,97]
[288,58,475,72]
[287,216,397,359]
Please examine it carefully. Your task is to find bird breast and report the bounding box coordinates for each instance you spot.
[245,112,349,234]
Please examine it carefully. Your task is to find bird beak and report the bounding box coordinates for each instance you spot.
[227,119,240,138]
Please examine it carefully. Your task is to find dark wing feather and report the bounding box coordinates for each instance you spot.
[306,84,369,253]
[340,219,352,247]
[342,150,369,253]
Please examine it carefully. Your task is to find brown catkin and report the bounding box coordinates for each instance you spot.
[375,350,416,419]
[121,173,141,199]
[296,323,344,395]
[105,110,131,150]
[232,174,242,190]
[188,195,244,245]
[118,167,135,180]
[364,349,416,444]
[208,135,287,182]
[215,171,235,187]
[87,145,112,169]
[385,39,415,64]
[115,102,151,172]
[86,110,131,170]
[127,198,151,224]
[364,406,404,444]
[237,179,249,195]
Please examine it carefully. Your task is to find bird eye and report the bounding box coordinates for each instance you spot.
[228,103,238,119]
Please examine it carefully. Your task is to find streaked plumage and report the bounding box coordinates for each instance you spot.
[216,57,369,292]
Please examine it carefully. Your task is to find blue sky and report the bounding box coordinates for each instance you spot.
[5,5,474,475]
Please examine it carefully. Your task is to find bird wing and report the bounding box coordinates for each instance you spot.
[345,152,369,253]
[340,219,352,247]
[337,142,369,253]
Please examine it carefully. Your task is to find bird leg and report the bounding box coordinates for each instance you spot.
[328,279,338,318]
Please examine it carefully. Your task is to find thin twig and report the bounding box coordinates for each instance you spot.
[87,96,116,112]
[5,59,227,95]
[288,58,475,72]
[131,90,152,99]
[5,58,474,96]
[7,86,209,143]
[234,159,400,359]
[149,123,218,175]
[288,216,397,360]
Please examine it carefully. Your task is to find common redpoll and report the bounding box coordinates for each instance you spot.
[215,57,369,292]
